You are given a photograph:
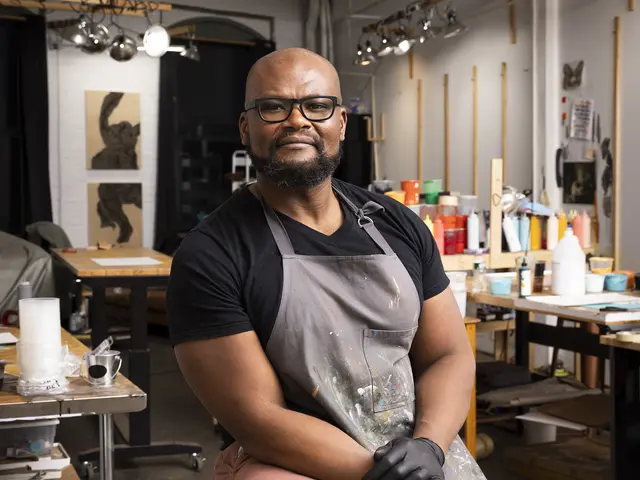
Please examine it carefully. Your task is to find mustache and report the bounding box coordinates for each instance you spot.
[273,131,321,148]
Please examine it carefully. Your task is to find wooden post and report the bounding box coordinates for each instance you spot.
[501,62,508,182]
[472,66,479,196]
[509,0,517,44]
[465,322,477,458]
[613,17,621,268]
[444,74,450,190]
[489,158,504,264]
[418,79,423,185]
[409,49,415,80]
[629,0,635,11]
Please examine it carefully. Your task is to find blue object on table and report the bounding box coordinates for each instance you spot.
[490,278,512,295]
[605,273,628,292]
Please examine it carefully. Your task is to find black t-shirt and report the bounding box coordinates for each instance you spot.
[167,179,450,349]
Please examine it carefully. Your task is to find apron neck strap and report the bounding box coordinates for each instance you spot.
[258,181,395,256]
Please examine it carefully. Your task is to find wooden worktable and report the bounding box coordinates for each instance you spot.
[0,328,146,419]
[600,334,640,352]
[52,247,172,277]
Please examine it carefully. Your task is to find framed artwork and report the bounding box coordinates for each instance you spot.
[86,91,141,170]
[88,183,142,247]
[563,162,596,205]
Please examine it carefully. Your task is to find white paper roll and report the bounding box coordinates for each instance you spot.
[18,298,62,381]
[18,298,62,347]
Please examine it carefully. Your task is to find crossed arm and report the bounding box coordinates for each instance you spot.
[174,287,475,479]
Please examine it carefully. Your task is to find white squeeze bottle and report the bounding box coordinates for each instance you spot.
[546,214,558,250]
[467,212,480,250]
[551,226,586,295]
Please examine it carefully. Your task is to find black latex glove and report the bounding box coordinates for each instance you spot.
[362,437,445,480]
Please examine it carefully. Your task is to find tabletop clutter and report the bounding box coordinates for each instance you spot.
[0,285,123,476]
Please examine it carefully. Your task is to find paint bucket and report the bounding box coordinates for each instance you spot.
[523,421,557,445]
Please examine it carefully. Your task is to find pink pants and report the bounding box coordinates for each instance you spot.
[213,442,314,479]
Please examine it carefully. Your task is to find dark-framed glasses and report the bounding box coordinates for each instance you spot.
[244,96,341,123]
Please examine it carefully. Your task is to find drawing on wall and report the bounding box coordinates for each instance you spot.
[563,162,596,205]
[86,91,141,170]
[563,60,585,90]
[600,137,613,219]
[88,183,142,247]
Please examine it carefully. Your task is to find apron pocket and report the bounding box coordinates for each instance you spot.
[363,327,418,413]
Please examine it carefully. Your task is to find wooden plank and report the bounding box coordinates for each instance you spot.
[489,158,504,266]
[417,78,423,185]
[613,17,621,269]
[444,73,450,190]
[465,322,477,458]
[62,465,82,480]
[0,0,168,16]
[66,0,172,11]
[509,0,517,44]
[472,65,478,196]
[442,253,489,271]
[52,248,172,277]
[408,49,414,79]
[629,0,635,11]
[476,319,515,333]
[601,334,640,352]
[501,63,508,181]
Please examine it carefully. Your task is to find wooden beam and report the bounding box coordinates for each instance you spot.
[613,16,621,268]
[472,65,478,196]
[489,158,504,264]
[409,48,414,80]
[501,62,508,182]
[444,73,450,191]
[509,0,517,44]
[629,0,635,12]
[66,0,172,12]
[417,78,423,185]
[167,25,195,37]
[0,0,155,16]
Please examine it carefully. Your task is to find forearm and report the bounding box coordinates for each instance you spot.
[412,352,476,451]
[239,404,373,480]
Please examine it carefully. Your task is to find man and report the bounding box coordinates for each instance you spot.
[168,48,478,480]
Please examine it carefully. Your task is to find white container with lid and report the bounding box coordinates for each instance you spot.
[446,271,467,317]
[551,227,586,295]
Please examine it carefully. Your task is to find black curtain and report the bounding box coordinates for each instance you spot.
[154,40,274,254]
[0,16,52,236]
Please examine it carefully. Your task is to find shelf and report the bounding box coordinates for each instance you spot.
[442,254,488,271]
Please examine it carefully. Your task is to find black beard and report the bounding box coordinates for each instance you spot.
[247,140,343,189]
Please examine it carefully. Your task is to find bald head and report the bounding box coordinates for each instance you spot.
[244,48,342,103]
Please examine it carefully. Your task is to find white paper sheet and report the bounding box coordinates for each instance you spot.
[516,411,587,431]
[520,293,636,307]
[91,257,162,267]
[0,332,19,345]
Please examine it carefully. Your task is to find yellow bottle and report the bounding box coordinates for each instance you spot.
[424,215,434,234]
[558,210,568,240]
[530,215,541,250]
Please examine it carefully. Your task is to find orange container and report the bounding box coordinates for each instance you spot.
[385,190,406,204]
[401,180,421,206]
[614,270,636,290]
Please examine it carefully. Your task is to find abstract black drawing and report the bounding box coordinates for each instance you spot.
[563,60,584,90]
[89,92,140,170]
[95,183,142,244]
[600,137,613,218]
[563,162,596,205]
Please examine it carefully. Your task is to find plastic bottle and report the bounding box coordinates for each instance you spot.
[519,215,531,252]
[434,217,444,255]
[530,215,541,251]
[512,216,521,250]
[581,211,592,249]
[551,227,586,295]
[424,215,434,234]
[572,212,584,248]
[546,215,559,250]
[503,216,522,252]
[471,259,487,294]
[518,258,532,297]
[467,212,480,251]
[558,210,568,241]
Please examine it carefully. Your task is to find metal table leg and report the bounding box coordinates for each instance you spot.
[99,414,114,480]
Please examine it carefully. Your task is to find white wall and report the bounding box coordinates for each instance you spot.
[560,0,638,270]
[336,1,533,209]
[48,0,304,248]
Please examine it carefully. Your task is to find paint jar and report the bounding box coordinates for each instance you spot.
[605,273,628,292]
[489,278,512,295]
[423,179,443,205]
[585,273,605,293]
[444,229,460,255]
[455,215,467,253]
[589,257,613,275]
[401,180,421,206]
[438,195,458,229]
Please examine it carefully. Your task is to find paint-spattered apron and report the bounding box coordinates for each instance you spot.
[260,182,486,479]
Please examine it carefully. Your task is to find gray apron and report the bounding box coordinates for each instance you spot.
[260,183,486,479]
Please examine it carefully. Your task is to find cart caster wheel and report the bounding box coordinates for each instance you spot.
[82,461,97,479]
[191,453,205,471]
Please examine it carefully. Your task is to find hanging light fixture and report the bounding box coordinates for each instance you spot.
[393,25,414,55]
[143,24,170,57]
[442,5,468,39]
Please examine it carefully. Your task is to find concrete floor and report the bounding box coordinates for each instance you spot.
[56,333,525,479]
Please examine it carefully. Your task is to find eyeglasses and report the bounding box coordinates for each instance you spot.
[244,96,341,123]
